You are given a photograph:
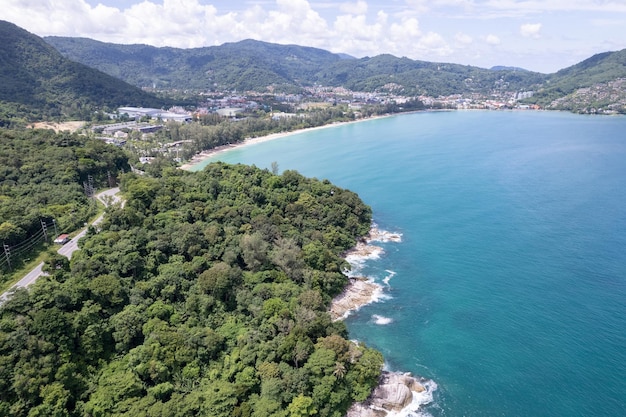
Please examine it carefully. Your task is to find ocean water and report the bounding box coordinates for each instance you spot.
[192,111,626,416]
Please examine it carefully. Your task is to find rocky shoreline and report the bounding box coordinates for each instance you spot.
[329,276,382,321]
[331,226,435,417]
[346,372,430,417]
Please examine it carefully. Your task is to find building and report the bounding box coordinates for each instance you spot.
[117,107,192,122]
[54,234,70,244]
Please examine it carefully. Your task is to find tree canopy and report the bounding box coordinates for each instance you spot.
[0,162,383,417]
[0,129,129,279]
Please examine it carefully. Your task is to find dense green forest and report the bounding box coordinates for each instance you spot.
[0,129,129,277]
[0,163,383,417]
[0,20,171,126]
[45,37,548,96]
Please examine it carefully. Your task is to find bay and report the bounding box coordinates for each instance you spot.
[191,110,626,416]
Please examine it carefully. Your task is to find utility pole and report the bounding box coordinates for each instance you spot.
[88,175,95,197]
[84,175,95,197]
[40,219,48,241]
[52,219,58,238]
[3,244,11,271]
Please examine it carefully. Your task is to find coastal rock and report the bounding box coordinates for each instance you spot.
[345,372,427,417]
[367,227,402,243]
[343,241,384,261]
[371,372,425,411]
[329,277,381,321]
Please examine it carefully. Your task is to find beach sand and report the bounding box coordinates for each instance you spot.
[179,115,390,171]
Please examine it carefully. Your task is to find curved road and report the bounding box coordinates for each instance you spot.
[0,188,122,303]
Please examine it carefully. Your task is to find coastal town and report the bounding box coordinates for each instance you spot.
[88,84,548,166]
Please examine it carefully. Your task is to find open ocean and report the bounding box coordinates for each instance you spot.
[191,111,626,416]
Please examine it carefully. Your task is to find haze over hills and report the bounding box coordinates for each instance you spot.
[45,36,548,97]
[0,20,170,125]
[44,34,626,112]
[1,17,625,123]
[532,49,626,110]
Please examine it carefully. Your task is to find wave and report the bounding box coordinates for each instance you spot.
[330,278,386,321]
[372,314,393,325]
[368,224,403,243]
[383,269,396,286]
[386,379,438,417]
[335,226,401,320]
[344,242,384,275]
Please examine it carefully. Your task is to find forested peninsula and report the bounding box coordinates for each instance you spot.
[0,161,385,417]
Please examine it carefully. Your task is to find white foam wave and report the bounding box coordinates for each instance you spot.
[386,379,438,417]
[344,243,384,278]
[368,225,403,243]
[383,270,396,286]
[368,281,387,305]
[372,314,393,325]
[332,278,386,321]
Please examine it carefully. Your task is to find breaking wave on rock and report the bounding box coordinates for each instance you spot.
[372,314,394,325]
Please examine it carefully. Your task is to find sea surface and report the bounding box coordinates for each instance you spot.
[191,111,626,416]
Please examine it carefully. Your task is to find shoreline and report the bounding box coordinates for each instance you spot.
[179,114,393,171]
[330,226,403,320]
[331,226,437,416]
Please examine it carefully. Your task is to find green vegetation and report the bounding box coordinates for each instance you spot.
[0,163,383,417]
[0,129,129,280]
[45,37,344,93]
[147,103,426,163]
[0,20,171,126]
[45,36,548,96]
[526,50,626,112]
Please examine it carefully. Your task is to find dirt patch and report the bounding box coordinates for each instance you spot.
[30,121,86,132]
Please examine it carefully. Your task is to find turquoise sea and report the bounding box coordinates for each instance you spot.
[191,111,626,416]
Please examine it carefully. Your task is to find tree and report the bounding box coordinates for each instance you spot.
[288,394,317,417]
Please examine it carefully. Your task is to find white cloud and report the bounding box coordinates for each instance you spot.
[520,23,542,38]
[4,0,624,73]
[417,32,452,56]
[485,34,501,45]
[402,0,431,14]
[482,0,626,15]
[455,32,473,45]
[389,17,422,39]
[339,1,369,15]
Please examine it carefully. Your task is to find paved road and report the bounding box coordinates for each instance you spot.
[0,188,122,303]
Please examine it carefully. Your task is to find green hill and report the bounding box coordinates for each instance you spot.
[314,54,546,96]
[0,163,383,417]
[529,50,626,111]
[44,37,347,92]
[0,20,170,125]
[45,36,547,96]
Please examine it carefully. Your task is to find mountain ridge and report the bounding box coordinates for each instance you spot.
[0,20,170,125]
[44,36,548,96]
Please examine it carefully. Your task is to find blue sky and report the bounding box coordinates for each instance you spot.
[5,0,626,73]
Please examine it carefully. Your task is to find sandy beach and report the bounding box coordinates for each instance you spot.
[179,115,391,171]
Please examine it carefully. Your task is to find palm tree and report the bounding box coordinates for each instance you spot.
[333,361,346,379]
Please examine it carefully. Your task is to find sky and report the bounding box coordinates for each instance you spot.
[5,0,626,73]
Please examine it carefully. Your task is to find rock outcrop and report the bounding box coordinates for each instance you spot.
[329,277,382,321]
[346,372,426,417]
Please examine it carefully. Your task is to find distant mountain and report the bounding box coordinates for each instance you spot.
[45,37,547,96]
[0,20,169,125]
[531,50,626,101]
[490,66,529,72]
[45,37,347,92]
[43,34,626,112]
